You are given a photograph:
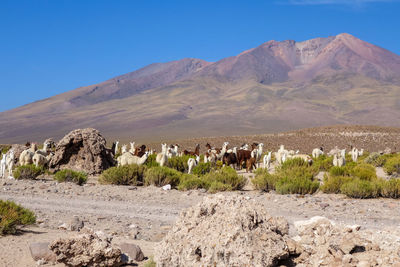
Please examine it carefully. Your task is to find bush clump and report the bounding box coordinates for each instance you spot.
[312,155,333,172]
[381,178,400,198]
[364,152,391,167]
[13,164,44,180]
[192,162,212,176]
[54,169,88,185]
[178,174,208,191]
[143,154,159,168]
[251,168,278,191]
[273,159,320,195]
[384,155,400,175]
[99,164,147,185]
[167,155,193,172]
[202,166,246,192]
[340,179,380,199]
[350,163,377,181]
[0,200,36,235]
[321,175,352,194]
[144,166,182,187]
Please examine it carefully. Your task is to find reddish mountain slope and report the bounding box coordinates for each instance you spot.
[1,33,400,143]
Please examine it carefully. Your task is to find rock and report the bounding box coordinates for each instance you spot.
[58,223,68,230]
[155,194,290,266]
[162,184,171,191]
[49,128,115,175]
[69,216,84,231]
[118,243,145,261]
[319,202,329,209]
[49,229,124,267]
[29,242,57,263]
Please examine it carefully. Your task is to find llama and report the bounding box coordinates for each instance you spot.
[352,148,359,162]
[289,154,313,165]
[118,151,149,166]
[281,152,287,164]
[222,149,238,169]
[33,153,48,167]
[216,142,229,160]
[358,149,364,156]
[36,141,50,156]
[254,143,264,168]
[121,144,128,154]
[19,143,37,166]
[0,154,6,178]
[187,155,200,174]
[183,144,200,156]
[334,149,346,167]
[328,146,340,156]
[6,150,15,178]
[114,141,119,155]
[312,147,324,158]
[156,143,168,167]
[263,151,272,169]
[129,142,136,154]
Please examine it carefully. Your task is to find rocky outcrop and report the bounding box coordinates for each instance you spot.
[292,216,400,266]
[49,229,123,267]
[49,128,114,175]
[155,194,291,267]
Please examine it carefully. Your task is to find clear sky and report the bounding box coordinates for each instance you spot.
[1,0,399,112]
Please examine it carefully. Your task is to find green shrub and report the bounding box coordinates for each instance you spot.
[13,164,44,180]
[340,179,380,199]
[251,168,278,191]
[329,166,347,177]
[192,162,212,176]
[350,163,377,181]
[365,153,391,167]
[321,175,352,194]
[144,166,182,187]
[54,169,88,185]
[381,178,400,198]
[203,166,246,191]
[0,200,36,235]
[312,155,333,172]
[178,174,209,191]
[167,155,193,172]
[276,176,320,195]
[99,164,147,185]
[280,158,308,170]
[208,181,232,193]
[0,145,11,155]
[384,156,400,175]
[143,154,159,168]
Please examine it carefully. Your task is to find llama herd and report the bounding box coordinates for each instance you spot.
[0,140,55,179]
[0,138,365,179]
[114,140,365,174]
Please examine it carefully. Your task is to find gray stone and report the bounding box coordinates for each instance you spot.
[29,242,56,262]
[118,243,145,261]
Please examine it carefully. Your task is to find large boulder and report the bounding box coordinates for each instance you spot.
[49,128,114,175]
[49,229,124,267]
[155,194,291,267]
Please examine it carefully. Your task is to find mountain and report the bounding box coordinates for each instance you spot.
[1,33,400,144]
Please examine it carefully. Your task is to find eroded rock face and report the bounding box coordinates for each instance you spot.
[49,229,123,267]
[155,194,291,267]
[49,128,115,175]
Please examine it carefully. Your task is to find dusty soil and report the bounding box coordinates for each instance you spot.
[1,172,400,266]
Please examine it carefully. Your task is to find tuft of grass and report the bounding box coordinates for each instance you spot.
[384,155,400,175]
[192,162,212,176]
[144,166,182,187]
[380,178,400,198]
[340,179,381,199]
[54,169,88,185]
[13,164,44,180]
[177,174,209,191]
[143,154,159,168]
[0,200,36,235]
[276,176,320,195]
[321,175,352,194]
[167,155,193,172]
[350,163,377,181]
[312,154,333,172]
[203,166,246,192]
[364,152,392,167]
[99,164,146,185]
[251,168,278,191]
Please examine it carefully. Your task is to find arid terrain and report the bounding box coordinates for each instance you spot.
[1,125,400,266]
[1,171,400,266]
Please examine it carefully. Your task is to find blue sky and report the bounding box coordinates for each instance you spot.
[0,0,399,111]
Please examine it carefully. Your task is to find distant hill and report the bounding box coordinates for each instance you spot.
[1,33,400,143]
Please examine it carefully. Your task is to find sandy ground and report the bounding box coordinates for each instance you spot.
[1,167,400,267]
